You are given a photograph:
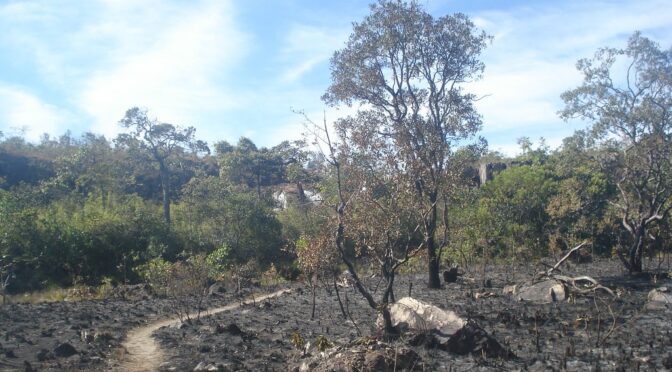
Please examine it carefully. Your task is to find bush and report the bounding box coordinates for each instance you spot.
[139,255,212,323]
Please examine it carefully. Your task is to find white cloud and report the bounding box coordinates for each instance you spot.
[466,0,672,146]
[78,0,249,139]
[0,86,69,142]
[278,24,348,84]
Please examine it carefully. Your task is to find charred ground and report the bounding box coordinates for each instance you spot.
[1,259,671,371]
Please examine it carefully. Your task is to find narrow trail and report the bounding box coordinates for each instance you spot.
[116,288,291,372]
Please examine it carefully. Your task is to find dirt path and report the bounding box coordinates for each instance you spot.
[116,288,291,372]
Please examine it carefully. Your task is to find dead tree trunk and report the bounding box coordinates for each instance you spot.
[332,273,347,319]
[426,192,442,289]
[158,160,171,225]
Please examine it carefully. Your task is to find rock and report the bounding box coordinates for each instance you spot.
[443,267,459,283]
[503,284,517,295]
[516,280,566,304]
[216,323,244,335]
[444,320,514,358]
[54,342,78,358]
[207,282,227,297]
[378,297,466,334]
[36,348,54,361]
[194,361,220,371]
[646,287,672,310]
[648,287,672,303]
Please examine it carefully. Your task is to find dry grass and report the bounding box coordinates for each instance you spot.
[4,282,113,304]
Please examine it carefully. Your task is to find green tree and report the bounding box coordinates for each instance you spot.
[175,175,284,266]
[477,165,557,259]
[323,0,489,288]
[218,137,285,199]
[561,32,672,273]
[118,107,208,225]
[545,131,618,255]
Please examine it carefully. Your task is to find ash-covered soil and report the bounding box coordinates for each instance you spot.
[154,259,672,371]
[1,259,672,371]
[0,284,248,371]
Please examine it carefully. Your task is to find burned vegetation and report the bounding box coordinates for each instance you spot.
[2,1,672,372]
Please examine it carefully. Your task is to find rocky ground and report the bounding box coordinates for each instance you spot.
[0,284,248,371]
[1,258,672,371]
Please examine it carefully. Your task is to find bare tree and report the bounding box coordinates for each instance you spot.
[303,112,426,335]
[323,0,489,288]
[561,32,672,273]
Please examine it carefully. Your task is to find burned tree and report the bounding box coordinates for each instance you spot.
[302,112,427,335]
[323,0,489,288]
[561,33,672,273]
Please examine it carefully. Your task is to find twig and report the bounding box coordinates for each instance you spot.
[546,241,589,276]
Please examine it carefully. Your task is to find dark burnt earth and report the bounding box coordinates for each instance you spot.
[2,259,672,371]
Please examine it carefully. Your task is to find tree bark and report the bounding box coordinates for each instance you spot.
[628,225,645,273]
[380,305,396,336]
[310,277,317,320]
[159,161,171,225]
[332,273,347,319]
[427,193,441,289]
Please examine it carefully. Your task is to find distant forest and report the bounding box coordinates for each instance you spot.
[1,2,670,296]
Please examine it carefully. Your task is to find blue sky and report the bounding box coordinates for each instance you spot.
[0,0,670,155]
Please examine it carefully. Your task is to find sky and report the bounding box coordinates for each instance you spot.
[0,0,670,155]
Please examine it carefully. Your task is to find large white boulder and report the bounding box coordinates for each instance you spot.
[648,287,672,303]
[378,297,466,334]
[516,280,567,304]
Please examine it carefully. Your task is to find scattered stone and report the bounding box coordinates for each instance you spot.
[444,320,514,359]
[378,297,466,334]
[406,321,513,359]
[54,342,78,358]
[193,361,220,371]
[443,267,459,283]
[37,348,54,361]
[647,287,672,304]
[207,282,228,297]
[516,280,566,304]
[646,287,672,310]
[503,284,517,295]
[5,349,16,358]
[216,323,244,336]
